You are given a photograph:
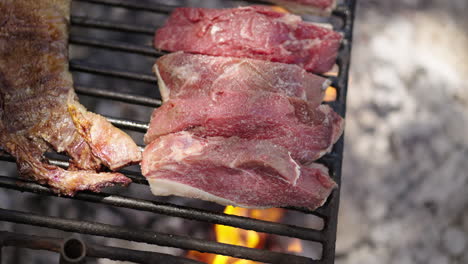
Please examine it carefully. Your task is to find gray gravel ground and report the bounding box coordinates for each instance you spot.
[336,0,468,263]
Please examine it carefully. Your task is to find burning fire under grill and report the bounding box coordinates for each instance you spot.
[188,207,290,264]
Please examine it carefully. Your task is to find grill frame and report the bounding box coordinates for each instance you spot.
[0,0,357,263]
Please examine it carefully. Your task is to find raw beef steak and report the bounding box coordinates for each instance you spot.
[154,6,342,73]
[155,52,329,107]
[142,132,336,209]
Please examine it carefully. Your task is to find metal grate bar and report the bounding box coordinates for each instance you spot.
[70,61,157,83]
[319,1,356,262]
[71,16,156,35]
[0,208,316,264]
[75,86,162,107]
[0,153,149,184]
[75,0,176,13]
[0,114,148,135]
[0,153,72,171]
[118,169,148,184]
[0,231,202,264]
[0,176,325,242]
[102,116,149,132]
[70,36,163,56]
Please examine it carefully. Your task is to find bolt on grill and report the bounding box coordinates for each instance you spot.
[0,0,356,263]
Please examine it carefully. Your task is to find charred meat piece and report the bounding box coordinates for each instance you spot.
[142,132,336,209]
[264,0,337,16]
[0,0,141,195]
[154,6,342,74]
[155,52,329,106]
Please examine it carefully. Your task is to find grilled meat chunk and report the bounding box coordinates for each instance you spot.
[0,0,141,195]
[154,6,342,74]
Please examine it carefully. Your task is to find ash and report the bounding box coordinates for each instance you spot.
[337,0,468,263]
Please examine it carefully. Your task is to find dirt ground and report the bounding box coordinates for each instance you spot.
[337,1,468,263]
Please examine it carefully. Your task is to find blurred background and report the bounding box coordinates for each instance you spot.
[337,0,468,263]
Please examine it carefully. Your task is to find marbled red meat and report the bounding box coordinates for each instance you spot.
[155,52,329,106]
[142,132,336,209]
[264,0,336,15]
[145,90,343,163]
[154,6,342,73]
[0,0,141,195]
[143,131,302,184]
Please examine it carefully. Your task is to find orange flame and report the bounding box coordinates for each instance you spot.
[187,206,303,263]
[212,206,283,264]
[323,70,338,102]
[324,86,337,102]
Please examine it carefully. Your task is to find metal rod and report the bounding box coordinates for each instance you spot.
[75,0,176,13]
[0,176,325,243]
[0,152,70,170]
[88,242,203,264]
[104,116,149,132]
[70,36,164,57]
[115,169,148,184]
[0,154,148,184]
[75,86,162,107]
[69,61,157,84]
[71,16,156,35]
[0,208,316,264]
[321,0,356,263]
[0,231,203,264]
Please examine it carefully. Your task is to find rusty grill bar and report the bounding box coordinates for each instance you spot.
[0,0,356,263]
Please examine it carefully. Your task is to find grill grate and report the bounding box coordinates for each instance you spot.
[0,231,202,264]
[0,0,356,263]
